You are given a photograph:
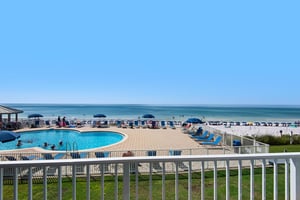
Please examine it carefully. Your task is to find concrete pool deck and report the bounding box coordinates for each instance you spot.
[2,126,227,156]
[1,126,230,157]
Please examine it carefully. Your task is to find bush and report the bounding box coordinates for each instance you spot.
[255,134,300,145]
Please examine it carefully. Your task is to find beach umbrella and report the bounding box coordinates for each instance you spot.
[28,113,43,118]
[186,118,203,124]
[142,114,155,119]
[0,130,20,143]
[93,114,106,118]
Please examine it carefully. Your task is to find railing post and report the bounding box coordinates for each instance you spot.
[0,168,3,200]
[43,166,47,200]
[285,160,289,200]
[162,162,166,200]
[123,162,130,200]
[290,157,300,200]
[72,165,76,200]
[114,164,119,200]
[28,167,33,200]
[13,168,18,200]
[86,165,90,200]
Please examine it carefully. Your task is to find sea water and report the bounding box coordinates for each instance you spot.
[4,104,300,122]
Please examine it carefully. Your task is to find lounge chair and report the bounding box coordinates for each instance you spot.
[201,135,222,145]
[5,156,17,161]
[190,130,209,139]
[95,151,110,173]
[147,150,162,172]
[70,152,87,174]
[20,155,36,160]
[188,127,203,136]
[128,121,134,128]
[195,133,215,141]
[43,153,65,160]
[169,150,188,171]
[121,120,128,128]
[70,152,87,159]
[20,155,44,177]
[116,120,122,128]
[168,121,176,129]
[42,153,65,175]
[102,120,109,128]
[134,120,140,128]
[140,120,147,128]
[45,120,51,128]
[151,121,159,129]
[160,121,167,129]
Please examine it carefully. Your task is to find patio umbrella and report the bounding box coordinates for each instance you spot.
[142,114,155,119]
[93,114,106,118]
[186,118,203,124]
[28,114,43,118]
[0,130,20,143]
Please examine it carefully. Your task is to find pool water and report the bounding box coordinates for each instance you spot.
[0,129,124,151]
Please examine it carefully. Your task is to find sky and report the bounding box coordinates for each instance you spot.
[0,1,299,105]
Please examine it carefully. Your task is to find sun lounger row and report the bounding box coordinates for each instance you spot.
[115,120,176,129]
[188,129,222,146]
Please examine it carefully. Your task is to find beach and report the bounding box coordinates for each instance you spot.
[208,124,300,137]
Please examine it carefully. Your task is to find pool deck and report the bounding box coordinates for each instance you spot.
[5,126,226,156]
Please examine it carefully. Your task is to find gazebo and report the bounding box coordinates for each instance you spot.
[0,105,23,129]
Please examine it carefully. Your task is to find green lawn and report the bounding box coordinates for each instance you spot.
[3,167,286,200]
[269,144,300,153]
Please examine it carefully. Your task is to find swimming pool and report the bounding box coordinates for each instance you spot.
[0,129,124,151]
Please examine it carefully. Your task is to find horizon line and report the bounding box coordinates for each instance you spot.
[2,102,300,107]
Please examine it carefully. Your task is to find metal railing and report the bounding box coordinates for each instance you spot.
[1,153,300,200]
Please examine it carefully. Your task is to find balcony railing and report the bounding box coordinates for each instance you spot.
[1,153,299,200]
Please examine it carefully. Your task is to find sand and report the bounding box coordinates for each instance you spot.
[207,125,300,137]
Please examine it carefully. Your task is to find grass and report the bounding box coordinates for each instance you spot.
[3,166,286,200]
[269,144,300,153]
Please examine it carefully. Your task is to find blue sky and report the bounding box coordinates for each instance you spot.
[0,1,299,105]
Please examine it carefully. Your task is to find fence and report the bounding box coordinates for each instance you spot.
[1,153,299,200]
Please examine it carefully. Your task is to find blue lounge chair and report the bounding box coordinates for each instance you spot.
[70,152,87,159]
[141,120,147,128]
[147,150,162,172]
[70,152,87,174]
[128,121,134,128]
[95,151,110,173]
[116,120,122,128]
[160,121,167,129]
[95,151,110,158]
[21,155,36,160]
[190,130,208,139]
[191,130,209,139]
[188,127,203,135]
[20,155,44,176]
[5,156,17,161]
[195,133,215,141]
[169,121,176,129]
[134,120,140,128]
[45,120,51,128]
[43,153,65,160]
[201,136,222,145]
[42,153,65,175]
[169,150,188,171]
[99,120,109,128]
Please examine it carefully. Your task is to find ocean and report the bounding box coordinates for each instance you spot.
[3,104,300,123]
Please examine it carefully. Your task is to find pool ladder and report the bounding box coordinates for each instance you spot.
[65,141,79,154]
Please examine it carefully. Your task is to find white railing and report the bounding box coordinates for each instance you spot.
[1,153,300,200]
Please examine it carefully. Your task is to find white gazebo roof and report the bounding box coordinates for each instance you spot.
[0,105,23,114]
